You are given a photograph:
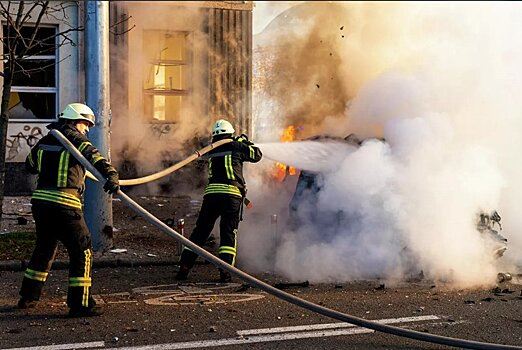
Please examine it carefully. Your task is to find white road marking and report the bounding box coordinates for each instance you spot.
[103,315,443,350]
[237,315,440,336]
[4,341,105,350]
[104,328,374,350]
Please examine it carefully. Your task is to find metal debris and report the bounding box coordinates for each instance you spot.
[497,272,512,283]
[109,249,128,254]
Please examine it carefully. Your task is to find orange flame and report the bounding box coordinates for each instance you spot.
[272,126,298,182]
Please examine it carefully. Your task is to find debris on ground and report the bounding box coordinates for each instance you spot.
[464,300,476,305]
[491,286,502,294]
[497,273,512,283]
[16,217,28,225]
[109,249,128,254]
[209,326,217,333]
[375,283,385,291]
[146,253,158,258]
[274,281,310,290]
[236,284,251,292]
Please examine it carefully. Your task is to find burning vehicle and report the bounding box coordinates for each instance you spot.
[286,134,508,260]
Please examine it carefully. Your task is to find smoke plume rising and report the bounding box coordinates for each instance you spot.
[244,2,522,287]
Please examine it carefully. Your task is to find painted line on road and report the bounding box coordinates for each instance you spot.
[237,315,440,336]
[104,328,374,350]
[4,341,105,350]
[102,315,443,350]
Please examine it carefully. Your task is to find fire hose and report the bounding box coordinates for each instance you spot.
[51,129,522,350]
[85,138,233,186]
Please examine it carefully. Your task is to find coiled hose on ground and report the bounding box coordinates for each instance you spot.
[50,129,522,350]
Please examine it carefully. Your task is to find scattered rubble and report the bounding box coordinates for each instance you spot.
[16,217,28,225]
[375,283,385,291]
[110,249,128,254]
[274,281,310,290]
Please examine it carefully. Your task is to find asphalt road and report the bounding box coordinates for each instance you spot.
[1,265,521,350]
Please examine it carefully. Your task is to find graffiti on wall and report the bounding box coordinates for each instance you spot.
[149,123,172,138]
[6,124,44,162]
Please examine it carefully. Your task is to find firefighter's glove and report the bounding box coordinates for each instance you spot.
[103,173,120,194]
[237,134,254,146]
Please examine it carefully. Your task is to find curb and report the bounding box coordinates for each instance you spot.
[0,257,184,272]
[0,256,213,272]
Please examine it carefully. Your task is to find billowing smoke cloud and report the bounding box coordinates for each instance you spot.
[243,2,522,287]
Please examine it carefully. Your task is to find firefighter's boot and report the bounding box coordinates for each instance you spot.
[219,269,232,283]
[17,297,38,309]
[68,305,104,318]
[176,265,191,281]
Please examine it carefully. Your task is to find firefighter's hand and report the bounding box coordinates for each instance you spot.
[237,134,253,145]
[103,179,119,194]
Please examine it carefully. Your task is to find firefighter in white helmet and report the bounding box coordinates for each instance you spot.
[177,119,262,282]
[18,103,119,317]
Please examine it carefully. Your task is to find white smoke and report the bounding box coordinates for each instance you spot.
[242,2,522,287]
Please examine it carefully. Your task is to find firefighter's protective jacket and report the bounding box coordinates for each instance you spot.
[25,123,118,210]
[204,135,262,197]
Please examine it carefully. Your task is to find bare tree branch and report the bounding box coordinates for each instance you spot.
[25,1,49,53]
[111,24,135,36]
[111,14,133,29]
[13,53,71,76]
[15,1,25,28]
[19,1,40,26]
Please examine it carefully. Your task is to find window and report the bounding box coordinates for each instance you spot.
[142,30,190,123]
[3,25,58,120]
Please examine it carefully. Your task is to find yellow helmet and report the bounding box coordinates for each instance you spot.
[59,103,95,127]
[212,119,235,136]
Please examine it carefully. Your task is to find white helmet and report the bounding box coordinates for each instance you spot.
[59,103,95,127]
[212,119,235,136]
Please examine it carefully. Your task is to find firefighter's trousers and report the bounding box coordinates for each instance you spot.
[19,203,95,310]
[179,194,242,269]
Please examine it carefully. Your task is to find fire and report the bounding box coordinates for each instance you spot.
[272,125,298,182]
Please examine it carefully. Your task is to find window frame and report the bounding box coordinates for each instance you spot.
[5,23,59,123]
[142,29,192,124]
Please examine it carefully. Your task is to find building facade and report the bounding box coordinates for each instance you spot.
[2,1,253,195]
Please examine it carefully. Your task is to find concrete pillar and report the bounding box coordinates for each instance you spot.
[84,1,113,251]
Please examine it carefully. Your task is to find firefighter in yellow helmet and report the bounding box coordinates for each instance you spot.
[177,119,262,282]
[18,103,120,317]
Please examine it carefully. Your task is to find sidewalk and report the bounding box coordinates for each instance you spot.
[0,254,183,271]
[0,195,214,271]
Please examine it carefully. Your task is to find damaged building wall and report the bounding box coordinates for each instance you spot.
[110,1,253,195]
[3,1,253,196]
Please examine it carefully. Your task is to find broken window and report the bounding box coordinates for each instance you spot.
[2,25,58,120]
[143,30,191,123]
